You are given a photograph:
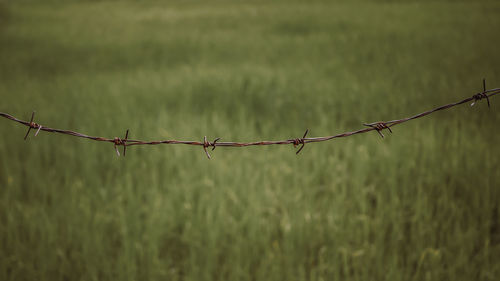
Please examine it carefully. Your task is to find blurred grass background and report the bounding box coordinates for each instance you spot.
[1,0,500,280]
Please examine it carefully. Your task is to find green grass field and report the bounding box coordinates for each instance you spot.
[1,1,500,280]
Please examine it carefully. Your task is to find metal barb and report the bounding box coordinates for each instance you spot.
[123,129,129,156]
[364,122,392,139]
[471,93,490,108]
[24,111,36,140]
[113,137,123,157]
[471,79,491,108]
[203,136,211,159]
[484,79,491,108]
[35,125,42,136]
[112,130,130,157]
[212,137,220,151]
[294,129,309,155]
[375,128,384,138]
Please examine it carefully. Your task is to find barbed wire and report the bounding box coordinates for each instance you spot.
[1,80,499,159]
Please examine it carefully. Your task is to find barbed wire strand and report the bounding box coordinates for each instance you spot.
[1,80,499,159]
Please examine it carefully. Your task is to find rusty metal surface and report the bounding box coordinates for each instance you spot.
[1,81,499,159]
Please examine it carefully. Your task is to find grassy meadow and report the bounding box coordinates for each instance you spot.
[1,0,500,280]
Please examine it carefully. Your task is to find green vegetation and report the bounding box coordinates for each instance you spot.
[1,1,499,280]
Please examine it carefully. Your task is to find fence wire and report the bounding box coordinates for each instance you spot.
[1,80,499,159]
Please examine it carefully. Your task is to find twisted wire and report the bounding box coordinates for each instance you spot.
[1,82,499,159]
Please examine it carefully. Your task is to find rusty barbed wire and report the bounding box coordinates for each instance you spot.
[1,80,499,159]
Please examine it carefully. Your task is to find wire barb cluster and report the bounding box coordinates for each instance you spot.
[23,111,42,140]
[113,129,129,157]
[1,80,499,159]
[471,79,490,108]
[202,136,221,159]
[363,122,392,138]
[292,129,309,154]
